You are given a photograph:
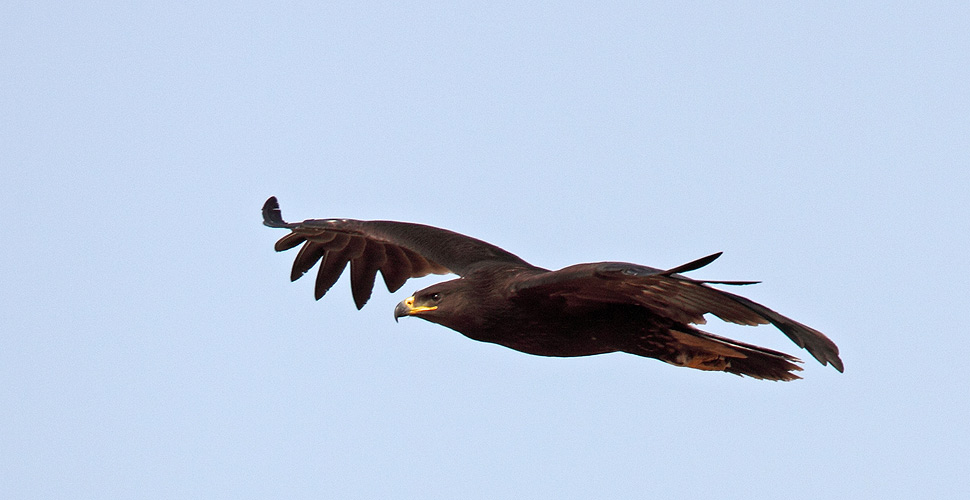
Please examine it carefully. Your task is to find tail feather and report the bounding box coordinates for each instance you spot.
[629,327,804,381]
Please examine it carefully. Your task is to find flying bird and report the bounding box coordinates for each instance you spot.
[262,196,842,381]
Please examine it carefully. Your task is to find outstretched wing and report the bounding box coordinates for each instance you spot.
[510,252,843,372]
[262,197,535,308]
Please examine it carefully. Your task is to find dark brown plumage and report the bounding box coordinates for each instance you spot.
[262,196,843,381]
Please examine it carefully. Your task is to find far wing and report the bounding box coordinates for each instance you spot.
[263,196,535,309]
[509,253,843,372]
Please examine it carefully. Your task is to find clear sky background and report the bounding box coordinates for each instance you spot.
[3,2,968,499]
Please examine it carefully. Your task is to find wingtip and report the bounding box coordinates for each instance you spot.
[828,356,845,373]
[801,331,844,373]
[262,196,291,228]
[785,330,845,374]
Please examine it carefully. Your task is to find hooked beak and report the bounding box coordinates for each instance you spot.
[394,295,437,322]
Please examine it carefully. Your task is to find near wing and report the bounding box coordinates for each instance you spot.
[510,252,844,372]
[262,196,534,308]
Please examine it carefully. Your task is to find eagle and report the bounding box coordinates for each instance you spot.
[262,196,842,381]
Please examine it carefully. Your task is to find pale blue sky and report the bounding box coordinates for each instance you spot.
[2,2,968,499]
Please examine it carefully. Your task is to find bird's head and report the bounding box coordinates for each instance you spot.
[393,279,470,329]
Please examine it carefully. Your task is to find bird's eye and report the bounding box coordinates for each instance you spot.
[430,293,441,302]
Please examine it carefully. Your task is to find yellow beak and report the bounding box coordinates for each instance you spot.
[393,296,438,322]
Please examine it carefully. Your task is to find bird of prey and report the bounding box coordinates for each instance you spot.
[262,197,842,381]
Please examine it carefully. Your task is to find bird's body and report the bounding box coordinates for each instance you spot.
[263,197,842,381]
